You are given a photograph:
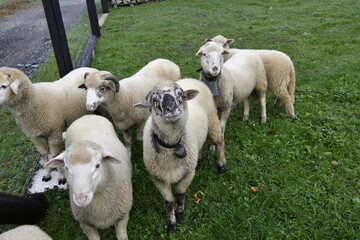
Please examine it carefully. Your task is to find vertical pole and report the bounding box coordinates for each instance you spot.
[86,0,101,38]
[42,0,73,77]
[101,0,109,14]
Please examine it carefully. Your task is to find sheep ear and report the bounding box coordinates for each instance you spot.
[223,49,229,55]
[10,79,21,94]
[78,83,87,90]
[44,152,65,168]
[196,48,204,56]
[102,149,121,164]
[204,38,212,42]
[226,39,234,45]
[133,101,152,108]
[183,89,199,101]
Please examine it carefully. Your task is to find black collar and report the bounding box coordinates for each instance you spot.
[152,132,187,158]
[200,69,221,82]
[152,132,181,149]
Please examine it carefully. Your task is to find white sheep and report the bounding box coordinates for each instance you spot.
[78,58,181,157]
[0,225,52,240]
[44,115,132,240]
[133,78,227,233]
[206,35,296,118]
[196,41,268,136]
[0,67,98,183]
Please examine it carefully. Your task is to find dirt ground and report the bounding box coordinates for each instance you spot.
[0,0,88,75]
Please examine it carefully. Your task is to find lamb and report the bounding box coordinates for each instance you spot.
[196,41,268,136]
[133,78,227,233]
[0,67,99,183]
[206,35,296,118]
[0,225,52,240]
[44,115,132,240]
[78,58,181,157]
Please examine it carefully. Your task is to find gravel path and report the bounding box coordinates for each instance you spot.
[0,0,88,75]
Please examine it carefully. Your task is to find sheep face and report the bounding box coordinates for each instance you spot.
[45,141,121,207]
[79,72,119,111]
[0,68,22,108]
[196,42,229,77]
[134,84,199,123]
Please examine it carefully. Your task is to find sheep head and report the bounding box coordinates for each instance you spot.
[79,71,119,111]
[205,35,234,50]
[134,84,198,123]
[45,140,121,207]
[0,67,25,108]
[196,42,229,77]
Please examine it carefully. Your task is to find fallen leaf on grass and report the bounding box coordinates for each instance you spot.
[251,186,259,193]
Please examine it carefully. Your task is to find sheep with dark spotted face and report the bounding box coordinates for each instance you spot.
[79,58,181,158]
[206,35,296,119]
[134,78,227,233]
[0,67,98,184]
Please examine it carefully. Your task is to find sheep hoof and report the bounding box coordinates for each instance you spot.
[260,117,267,124]
[42,176,51,182]
[217,165,227,174]
[167,223,177,233]
[209,144,216,151]
[58,178,67,185]
[175,210,184,223]
[243,115,249,121]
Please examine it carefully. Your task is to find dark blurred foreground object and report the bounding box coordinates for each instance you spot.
[0,192,48,224]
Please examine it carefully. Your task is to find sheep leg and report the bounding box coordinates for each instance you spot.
[277,90,295,119]
[219,107,231,137]
[175,171,195,223]
[121,129,132,159]
[49,134,66,184]
[152,177,176,233]
[32,137,51,181]
[243,97,250,121]
[115,212,129,240]
[208,113,227,174]
[273,97,282,108]
[259,92,267,124]
[136,122,145,142]
[79,222,100,240]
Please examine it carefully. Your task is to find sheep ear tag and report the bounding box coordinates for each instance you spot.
[174,144,186,158]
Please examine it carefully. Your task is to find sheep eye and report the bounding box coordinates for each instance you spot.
[99,87,106,93]
[95,164,100,169]
[0,85,7,89]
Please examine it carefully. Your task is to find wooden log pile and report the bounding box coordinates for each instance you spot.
[110,0,164,7]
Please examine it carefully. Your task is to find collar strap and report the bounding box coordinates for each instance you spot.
[152,132,181,149]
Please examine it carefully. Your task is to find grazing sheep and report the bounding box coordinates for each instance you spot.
[134,78,227,232]
[0,192,48,224]
[79,58,181,157]
[44,115,132,240]
[206,35,296,118]
[0,225,52,240]
[0,67,98,183]
[196,41,268,136]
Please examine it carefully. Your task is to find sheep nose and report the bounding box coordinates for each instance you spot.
[212,66,218,72]
[75,195,88,207]
[86,103,96,111]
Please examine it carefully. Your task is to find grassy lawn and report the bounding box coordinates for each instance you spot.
[1,0,360,239]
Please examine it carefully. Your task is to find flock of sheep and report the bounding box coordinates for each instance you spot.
[0,35,296,239]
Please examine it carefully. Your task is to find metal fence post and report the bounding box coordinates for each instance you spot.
[101,0,109,13]
[42,0,73,77]
[86,0,101,37]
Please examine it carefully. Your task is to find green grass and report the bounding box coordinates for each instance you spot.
[1,0,360,239]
